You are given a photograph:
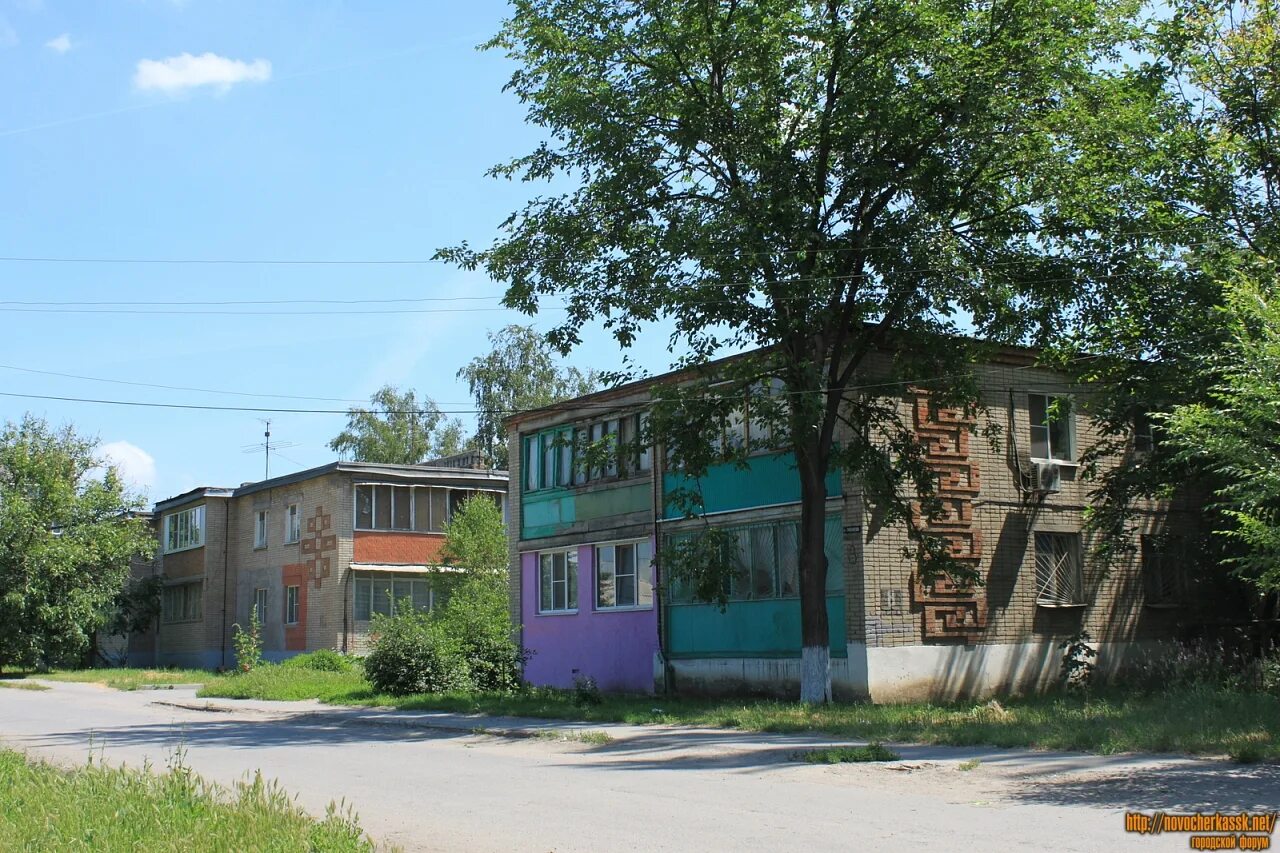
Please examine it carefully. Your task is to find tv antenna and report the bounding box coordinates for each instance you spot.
[241,419,299,480]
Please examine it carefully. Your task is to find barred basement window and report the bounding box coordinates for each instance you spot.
[1034,532,1085,606]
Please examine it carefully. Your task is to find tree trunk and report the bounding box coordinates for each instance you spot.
[797,448,832,704]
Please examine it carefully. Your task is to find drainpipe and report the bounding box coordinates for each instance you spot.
[651,428,670,694]
[220,499,230,670]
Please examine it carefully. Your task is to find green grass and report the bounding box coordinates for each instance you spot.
[21,668,212,691]
[797,742,900,763]
[0,748,375,852]
[196,665,1280,761]
[957,757,982,771]
[0,680,49,691]
[531,729,614,745]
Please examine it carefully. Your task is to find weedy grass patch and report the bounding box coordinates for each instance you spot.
[194,666,1280,761]
[29,668,211,691]
[0,748,376,852]
[796,742,901,763]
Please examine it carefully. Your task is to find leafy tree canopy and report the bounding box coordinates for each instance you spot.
[457,325,599,468]
[0,415,155,669]
[444,0,1163,701]
[329,385,469,465]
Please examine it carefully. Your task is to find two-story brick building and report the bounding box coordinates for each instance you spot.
[129,457,507,669]
[507,345,1199,701]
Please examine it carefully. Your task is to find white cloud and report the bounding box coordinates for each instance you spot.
[98,441,157,493]
[133,52,271,94]
[45,33,70,53]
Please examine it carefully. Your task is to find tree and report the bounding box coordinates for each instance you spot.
[329,385,469,465]
[0,415,155,670]
[1063,0,1279,617]
[443,0,1154,702]
[437,494,526,690]
[457,325,599,468]
[1164,276,1280,594]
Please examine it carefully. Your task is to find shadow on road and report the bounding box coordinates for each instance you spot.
[1006,762,1280,813]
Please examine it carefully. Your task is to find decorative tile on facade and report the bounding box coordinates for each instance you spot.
[301,506,338,589]
[911,389,987,643]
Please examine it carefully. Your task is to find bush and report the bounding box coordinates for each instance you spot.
[280,649,355,673]
[231,611,262,674]
[363,608,471,696]
[434,577,527,692]
[1130,639,1262,693]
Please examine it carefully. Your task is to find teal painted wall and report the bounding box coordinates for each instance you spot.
[667,595,847,657]
[662,452,843,519]
[522,482,650,540]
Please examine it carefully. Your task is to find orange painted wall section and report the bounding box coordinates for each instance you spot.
[353,531,446,565]
[282,563,308,652]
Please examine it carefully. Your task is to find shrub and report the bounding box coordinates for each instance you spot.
[364,607,471,696]
[231,611,262,674]
[1129,639,1261,693]
[435,577,527,692]
[280,649,355,673]
[572,674,602,707]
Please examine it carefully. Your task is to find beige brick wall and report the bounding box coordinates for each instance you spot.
[845,356,1189,651]
[227,472,354,656]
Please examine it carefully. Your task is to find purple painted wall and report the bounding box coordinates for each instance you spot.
[521,542,659,693]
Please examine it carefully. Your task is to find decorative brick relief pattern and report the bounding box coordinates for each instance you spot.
[910,390,987,643]
[300,506,337,589]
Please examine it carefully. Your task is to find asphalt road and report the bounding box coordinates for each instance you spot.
[1,682,1275,851]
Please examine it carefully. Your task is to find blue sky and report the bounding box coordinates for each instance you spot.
[0,0,680,503]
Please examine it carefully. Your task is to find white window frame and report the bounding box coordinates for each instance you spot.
[285,585,300,625]
[253,587,268,624]
[254,509,268,549]
[284,504,300,544]
[1028,393,1076,463]
[594,539,654,611]
[162,505,206,554]
[1034,532,1085,607]
[538,548,579,614]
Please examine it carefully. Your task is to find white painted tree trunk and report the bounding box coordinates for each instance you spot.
[800,644,832,704]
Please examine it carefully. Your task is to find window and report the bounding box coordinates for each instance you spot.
[1029,394,1074,462]
[354,484,493,532]
[253,588,268,624]
[538,549,578,613]
[1034,532,1085,606]
[666,514,842,603]
[162,505,205,553]
[161,582,203,623]
[1142,535,1184,607]
[595,540,654,610]
[285,504,300,544]
[254,510,268,549]
[1134,413,1158,455]
[524,415,653,492]
[353,573,434,621]
[285,585,300,624]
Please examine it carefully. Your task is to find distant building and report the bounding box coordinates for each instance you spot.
[129,461,507,669]
[506,344,1199,701]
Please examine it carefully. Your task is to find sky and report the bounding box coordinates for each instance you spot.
[0,0,683,504]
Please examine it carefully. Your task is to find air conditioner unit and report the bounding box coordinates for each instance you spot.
[1033,461,1063,494]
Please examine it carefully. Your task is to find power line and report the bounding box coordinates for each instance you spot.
[0,363,375,404]
[0,224,1221,267]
